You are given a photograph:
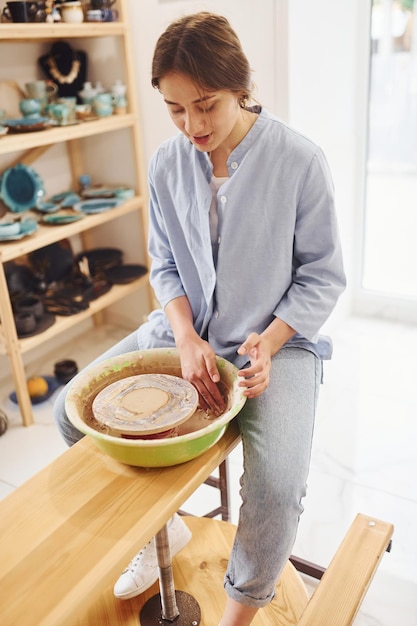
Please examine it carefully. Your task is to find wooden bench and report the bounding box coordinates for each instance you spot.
[0,420,393,626]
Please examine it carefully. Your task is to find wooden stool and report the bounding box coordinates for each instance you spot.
[180,458,231,521]
[78,514,393,626]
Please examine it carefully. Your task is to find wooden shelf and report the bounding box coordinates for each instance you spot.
[0,22,126,41]
[0,0,152,426]
[0,274,148,355]
[0,196,144,262]
[0,114,136,155]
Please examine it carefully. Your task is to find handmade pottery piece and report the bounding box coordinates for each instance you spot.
[0,221,20,236]
[19,98,42,118]
[25,80,57,113]
[60,1,84,23]
[2,1,37,23]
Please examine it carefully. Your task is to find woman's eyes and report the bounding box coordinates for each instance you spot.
[171,104,215,115]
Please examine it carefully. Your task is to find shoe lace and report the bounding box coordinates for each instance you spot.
[126,541,154,573]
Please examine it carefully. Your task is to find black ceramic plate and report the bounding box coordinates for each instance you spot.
[16,312,55,338]
[107,264,147,284]
[75,248,123,275]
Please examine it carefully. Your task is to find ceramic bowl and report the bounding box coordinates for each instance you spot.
[0,221,20,236]
[54,359,79,385]
[75,104,92,120]
[65,348,246,467]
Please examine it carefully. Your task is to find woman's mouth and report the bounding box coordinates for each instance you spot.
[193,134,211,146]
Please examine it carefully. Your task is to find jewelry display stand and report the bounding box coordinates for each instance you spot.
[38,41,88,100]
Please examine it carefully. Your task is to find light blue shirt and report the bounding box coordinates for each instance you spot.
[137,108,346,368]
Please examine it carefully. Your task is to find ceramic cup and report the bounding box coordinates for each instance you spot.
[46,102,70,126]
[90,0,115,9]
[2,1,37,22]
[92,93,115,117]
[78,81,97,105]
[60,1,84,23]
[15,312,37,335]
[75,103,92,120]
[19,98,42,118]
[25,80,58,113]
[57,97,77,123]
[54,359,78,385]
[16,296,44,320]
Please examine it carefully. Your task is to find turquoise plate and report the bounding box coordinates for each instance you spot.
[49,191,81,207]
[0,218,38,241]
[73,198,122,214]
[42,214,84,225]
[36,201,61,213]
[2,117,57,133]
[0,164,46,213]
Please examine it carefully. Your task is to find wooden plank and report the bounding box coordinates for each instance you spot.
[78,517,309,626]
[0,422,241,626]
[297,514,394,626]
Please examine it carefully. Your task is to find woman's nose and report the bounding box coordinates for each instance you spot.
[185,112,205,135]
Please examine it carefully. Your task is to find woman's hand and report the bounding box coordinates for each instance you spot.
[178,336,226,415]
[237,333,272,398]
[165,296,226,414]
[237,319,296,398]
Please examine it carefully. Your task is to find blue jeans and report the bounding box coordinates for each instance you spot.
[53,332,321,608]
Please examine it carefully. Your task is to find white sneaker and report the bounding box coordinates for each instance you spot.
[113,514,192,600]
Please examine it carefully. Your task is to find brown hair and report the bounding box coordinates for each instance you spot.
[151,12,252,106]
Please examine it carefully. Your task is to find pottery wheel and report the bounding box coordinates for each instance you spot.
[92,374,199,436]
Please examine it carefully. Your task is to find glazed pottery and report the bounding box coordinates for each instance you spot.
[19,98,41,118]
[60,1,83,23]
[2,1,37,22]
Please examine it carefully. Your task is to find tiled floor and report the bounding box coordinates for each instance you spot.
[0,316,416,625]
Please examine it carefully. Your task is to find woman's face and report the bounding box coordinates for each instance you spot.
[159,72,246,154]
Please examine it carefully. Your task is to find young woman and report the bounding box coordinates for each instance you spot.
[54,12,346,625]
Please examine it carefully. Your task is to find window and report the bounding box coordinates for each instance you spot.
[363,0,417,306]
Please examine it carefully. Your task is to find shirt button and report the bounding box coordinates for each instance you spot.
[220,195,227,204]
[217,236,221,244]
[214,310,219,318]
[231,161,238,170]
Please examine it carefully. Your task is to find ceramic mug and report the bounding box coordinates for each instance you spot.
[46,102,70,126]
[90,0,115,9]
[78,81,97,105]
[25,80,57,113]
[60,2,84,23]
[92,93,115,117]
[2,1,37,22]
[57,97,76,123]
[19,98,42,117]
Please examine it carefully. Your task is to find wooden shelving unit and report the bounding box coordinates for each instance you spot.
[0,0,152,426]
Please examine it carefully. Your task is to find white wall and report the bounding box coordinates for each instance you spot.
[286,0,371,324]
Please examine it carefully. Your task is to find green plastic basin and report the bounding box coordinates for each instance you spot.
[65,348,246,467]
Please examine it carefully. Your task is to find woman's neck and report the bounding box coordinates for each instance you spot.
[210,109,258,176]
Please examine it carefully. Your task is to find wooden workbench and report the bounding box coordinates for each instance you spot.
[0,421,241,626]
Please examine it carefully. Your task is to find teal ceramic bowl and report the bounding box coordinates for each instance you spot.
[65,348,246,467]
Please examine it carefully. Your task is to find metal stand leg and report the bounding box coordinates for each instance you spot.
[140,523,201,625]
